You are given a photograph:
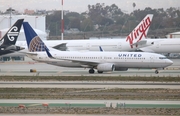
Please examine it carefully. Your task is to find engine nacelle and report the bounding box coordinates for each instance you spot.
[97,63,115,72]
[114,66,128,71]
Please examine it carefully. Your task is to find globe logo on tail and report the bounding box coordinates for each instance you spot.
[29,36,47,52]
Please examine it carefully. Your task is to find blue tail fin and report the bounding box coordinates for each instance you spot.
[23,22,47,52]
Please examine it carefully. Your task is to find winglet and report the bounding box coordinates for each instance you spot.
[126,14,153,48]
[99,46,104,52]
[23,22,48,52]
[45,47,54,58]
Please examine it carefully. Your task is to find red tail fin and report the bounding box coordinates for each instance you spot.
[126,14,153,48]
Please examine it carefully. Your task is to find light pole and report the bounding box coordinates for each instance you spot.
[83,22,90,39]
[35,16,38,28]
[6,7,15,27]
[102,22,109,37]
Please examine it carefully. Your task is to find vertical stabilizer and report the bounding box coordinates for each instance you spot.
[0,19,24,47]
[23,22,47,52]
[126,14,153,48]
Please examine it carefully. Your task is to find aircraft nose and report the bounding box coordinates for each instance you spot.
[166,59,173,66]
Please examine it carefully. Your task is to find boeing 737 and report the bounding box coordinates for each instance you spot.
[22,22,173,74]
[0,19,24,56]
[3,14,153,57]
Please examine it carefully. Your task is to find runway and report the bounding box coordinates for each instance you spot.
[0,99,180,108]
[1,99,179,104]
[0,61,180,115]
[0,81,179,89]
[1,113,179,116]
[0,61,180,77]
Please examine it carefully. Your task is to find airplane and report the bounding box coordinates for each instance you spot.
[0,19,24,56]
[22,22,173,74]
[3,14,153,57]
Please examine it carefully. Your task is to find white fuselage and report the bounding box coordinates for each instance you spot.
[27,51,173,69]
[139,39,180,53]
[51,38,180,53]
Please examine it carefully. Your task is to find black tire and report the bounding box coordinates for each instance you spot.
[155,70,159,74]
[97,71,103,73]
[89,69,95,74]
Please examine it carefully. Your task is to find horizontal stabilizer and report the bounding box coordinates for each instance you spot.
[132,40,147,46]
[53,43,67,51]
[19,51,38,56]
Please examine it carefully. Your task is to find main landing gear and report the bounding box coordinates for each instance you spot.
[89,68,95,74]
[89,68,103,74]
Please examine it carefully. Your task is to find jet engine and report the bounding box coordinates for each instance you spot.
[97,63,115,72]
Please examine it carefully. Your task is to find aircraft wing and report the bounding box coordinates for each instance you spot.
[55,57,99,67]
[45,48,99,66]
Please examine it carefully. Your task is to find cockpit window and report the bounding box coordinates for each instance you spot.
[159,57,167,59]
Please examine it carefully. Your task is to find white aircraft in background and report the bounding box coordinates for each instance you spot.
[3,14,153,57]
[22,22,173,74]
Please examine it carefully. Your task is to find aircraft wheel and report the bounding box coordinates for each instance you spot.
[155,70,159,74]
[89,68,95,74]
[97,71,103,73]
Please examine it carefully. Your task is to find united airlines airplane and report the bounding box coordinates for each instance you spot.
[22,22,173,74]
[0,19,24,56]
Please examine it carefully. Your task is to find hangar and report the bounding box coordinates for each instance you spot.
[166,31,180,38]
[0,15,47,40]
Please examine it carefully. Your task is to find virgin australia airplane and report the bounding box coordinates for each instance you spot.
[22,22,173,74]
[0,19,24,56]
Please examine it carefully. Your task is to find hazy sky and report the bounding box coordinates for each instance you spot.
[0,0,180,13]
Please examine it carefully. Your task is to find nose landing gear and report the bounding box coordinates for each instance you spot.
[155,69,159,74]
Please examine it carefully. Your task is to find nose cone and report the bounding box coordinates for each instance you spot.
[166,59,173,66]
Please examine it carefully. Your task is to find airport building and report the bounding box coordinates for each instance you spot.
[166,31,180,38]
[0,15,47,40]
